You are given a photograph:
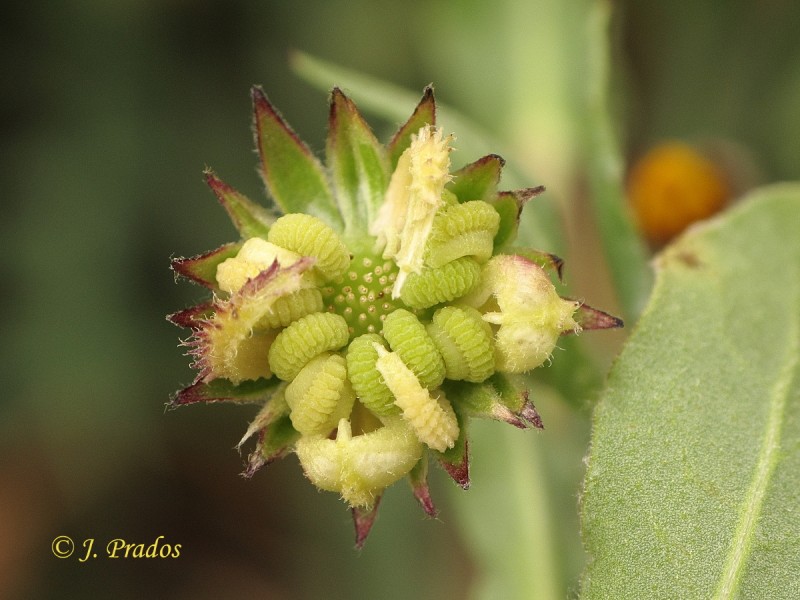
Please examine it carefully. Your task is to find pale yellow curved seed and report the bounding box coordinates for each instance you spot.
[373,345,459,452]
[295,417,423,508]
[216,238,302,293]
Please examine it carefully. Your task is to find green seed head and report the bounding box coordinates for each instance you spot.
[169,85,622,546]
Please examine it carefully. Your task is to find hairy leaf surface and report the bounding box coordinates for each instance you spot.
[582,185,800,599]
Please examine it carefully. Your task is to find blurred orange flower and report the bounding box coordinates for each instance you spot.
[628,142,730,245]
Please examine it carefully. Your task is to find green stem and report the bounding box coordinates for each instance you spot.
[451,422,562,600]
[581,1,653,320]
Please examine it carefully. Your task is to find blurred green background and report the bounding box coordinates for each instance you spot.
[3,1,798,598]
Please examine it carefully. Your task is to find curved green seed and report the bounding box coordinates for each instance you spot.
[425,201,500,268]
[346,334,399,417]
[285,353,354,435]
[399,257,482,309]
[433,201,499,239]
[267,213,350,281]
[440,188,459,207]
[256,288,324,329]
[268,312,349,381]
[381,309,445,389]
[428,306,495,382]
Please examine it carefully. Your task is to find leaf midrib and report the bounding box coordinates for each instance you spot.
[713,279,800,599]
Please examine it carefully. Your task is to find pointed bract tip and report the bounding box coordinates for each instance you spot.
[171,243,242,289]
[166,303,213,330]
[241,425,294,478]
[251,86,282,123]
[411,86,436,121]
[328,87,348,124]
[329,87,342,108]
[169,380,206,408]
[570,303,624,332]
[492,404,529,429]
[203,167,224,188]
[481,153,506,168]
[328,86,366,131]
[251,85,267,105]
[203,169,239,205]
[517,185,547,204]
[552,255,565,281]
[352,497,382,549]
[386,85,439,165]
[439,442,470,490]
[242,445,267,479]
[519,398,544,430]
[411,481,439,518]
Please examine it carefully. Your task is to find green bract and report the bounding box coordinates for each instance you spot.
[168,86,621,546]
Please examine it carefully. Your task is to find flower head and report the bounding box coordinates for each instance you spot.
[169,86,621,546]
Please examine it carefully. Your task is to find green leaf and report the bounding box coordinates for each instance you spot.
[447,154,504,202]
[251,86,343,230]
[204,168,275,239]
[581,184,800,599]
[171,242,242,290]
[326,88,389,235]
[387,86,436,170]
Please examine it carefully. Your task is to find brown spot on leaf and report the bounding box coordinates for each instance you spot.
[675,251,703,269]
